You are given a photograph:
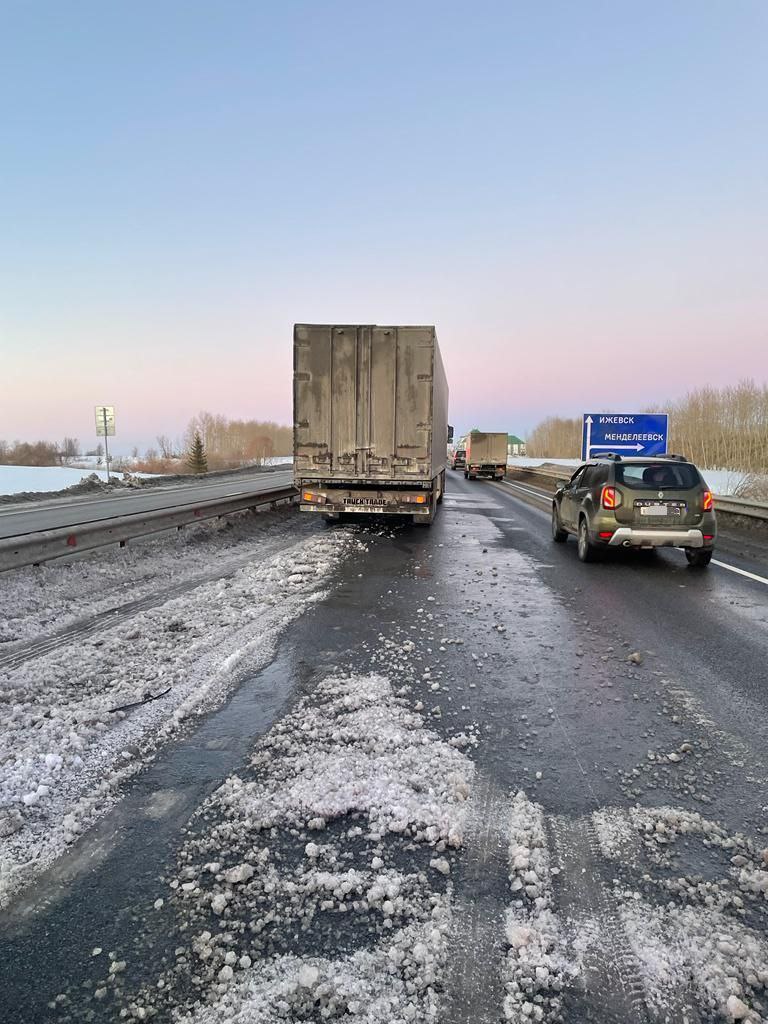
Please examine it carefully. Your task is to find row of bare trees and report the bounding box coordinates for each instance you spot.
[0,438,85,467]
[526,380,768,472]
[134,413,292,474]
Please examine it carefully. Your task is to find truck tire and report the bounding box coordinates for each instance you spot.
[437,470,445,503]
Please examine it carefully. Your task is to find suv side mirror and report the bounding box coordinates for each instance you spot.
[556,478,568,490]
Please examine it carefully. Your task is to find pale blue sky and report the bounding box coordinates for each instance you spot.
[1,1,766,450]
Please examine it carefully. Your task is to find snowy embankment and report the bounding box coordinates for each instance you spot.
[0,529,362,906]
[0,464,156,496]
[0,510,311,644]
[507,457,754,497]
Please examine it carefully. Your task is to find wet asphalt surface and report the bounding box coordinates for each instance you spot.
[1,472,767,1023]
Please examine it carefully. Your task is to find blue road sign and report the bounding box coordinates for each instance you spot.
[582,413,668,461]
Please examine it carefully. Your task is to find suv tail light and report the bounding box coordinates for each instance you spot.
[702,491,713,511]
[601,485,622,510]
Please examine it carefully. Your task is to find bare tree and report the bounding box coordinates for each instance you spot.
[156,434,175,459]
[60,437,80,464]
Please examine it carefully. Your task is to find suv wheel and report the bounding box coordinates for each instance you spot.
[686,548,713,568]
[577,517,598,562]
[551,505,567,543]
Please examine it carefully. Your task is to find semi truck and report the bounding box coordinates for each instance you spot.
[465,431,507,480]
[294,324,450,524]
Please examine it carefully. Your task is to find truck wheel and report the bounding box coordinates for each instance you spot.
[685,548,712,568]
[437,471,445,503]
[577,517,599,562]
[551,506,567,543]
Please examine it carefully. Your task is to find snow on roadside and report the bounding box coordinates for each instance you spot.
[0,530,361,907]
[503,791,578,1022]
[0,509,310,644]
[0,464,157,496]
[93,672,474,1022]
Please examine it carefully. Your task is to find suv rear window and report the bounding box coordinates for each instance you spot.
[615,462,700,490]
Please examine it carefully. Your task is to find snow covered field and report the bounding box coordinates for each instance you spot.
[0,525,362,906]
[0,464,156,496]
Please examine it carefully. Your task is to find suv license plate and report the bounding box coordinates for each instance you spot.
[640,504,669,516]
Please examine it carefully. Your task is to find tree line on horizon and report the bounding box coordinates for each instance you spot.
[0,413,293,473]
[525,380,768,475]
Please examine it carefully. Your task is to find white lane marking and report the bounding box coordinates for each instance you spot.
[500,481,550,503]
[712,558,768,587]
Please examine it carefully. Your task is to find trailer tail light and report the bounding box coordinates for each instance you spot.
[601,486,622,509]
[415,495,426,504]
[302,491,326,503]
[403,494,428,504]
[702,491,713,511]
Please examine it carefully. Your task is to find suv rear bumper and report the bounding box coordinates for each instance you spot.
[607,527,708,549]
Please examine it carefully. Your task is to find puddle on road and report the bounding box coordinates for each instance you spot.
[0,644,300,1024]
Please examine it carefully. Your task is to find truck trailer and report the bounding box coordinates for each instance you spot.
[294,324,450,524]
[465,431,507,480]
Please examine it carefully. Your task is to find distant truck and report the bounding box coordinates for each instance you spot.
[451,447,467,470]
[465,431,507,480]
[294,324,450,524]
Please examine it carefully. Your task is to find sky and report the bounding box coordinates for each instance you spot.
[1,1,767,453]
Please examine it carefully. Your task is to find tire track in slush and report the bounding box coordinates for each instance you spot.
[548,815,702,1024]
[441,773,509,1024]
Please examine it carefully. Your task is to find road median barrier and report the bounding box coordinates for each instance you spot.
[0,485,297,572]
[503,465,768,532]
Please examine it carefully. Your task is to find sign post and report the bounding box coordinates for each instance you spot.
[94,405,116,483]
[582,413,668,461]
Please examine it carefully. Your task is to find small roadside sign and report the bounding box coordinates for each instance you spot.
[582,413,668,461]
[95,406,116,437]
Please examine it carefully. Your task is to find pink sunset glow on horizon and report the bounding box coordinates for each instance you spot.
[2,3,766,454]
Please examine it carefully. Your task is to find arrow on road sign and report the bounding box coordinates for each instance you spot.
[581,412,669,460]
[589,443,644,452]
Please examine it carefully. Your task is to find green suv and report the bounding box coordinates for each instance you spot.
[551,454,716,566]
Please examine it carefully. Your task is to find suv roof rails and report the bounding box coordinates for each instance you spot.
[659,453,688,462]
[595,452,622,461]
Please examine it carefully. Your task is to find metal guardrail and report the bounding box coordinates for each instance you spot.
[0,485,297,572]
[504,464,768,521]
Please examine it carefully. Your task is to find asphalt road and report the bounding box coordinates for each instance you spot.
[0,470,294,540]
[2,471,767,1023]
